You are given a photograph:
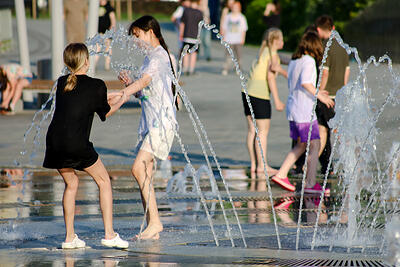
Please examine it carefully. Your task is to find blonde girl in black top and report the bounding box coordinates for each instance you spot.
[43,43,128,249]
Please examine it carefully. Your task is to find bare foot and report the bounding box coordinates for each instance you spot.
[256,167,278,177]
[134,223,163,240]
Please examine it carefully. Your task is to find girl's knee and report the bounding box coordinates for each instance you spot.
[65,178,79,191]
[131,164,140,179]
[96,175,111,188]
[257,129,269,138]
[247,128,256,138]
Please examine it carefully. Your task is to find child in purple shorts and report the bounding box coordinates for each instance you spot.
[271,31,334,193]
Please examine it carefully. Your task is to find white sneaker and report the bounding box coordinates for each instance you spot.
[62,234,86,249]
[101,233,129,249]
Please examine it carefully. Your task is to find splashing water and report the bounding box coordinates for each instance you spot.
[167,164,216,195]
[304,30,400,257]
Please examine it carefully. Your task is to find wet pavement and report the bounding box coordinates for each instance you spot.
[0,171,391,266]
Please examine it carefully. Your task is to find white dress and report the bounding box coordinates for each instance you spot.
[135,45,177,160]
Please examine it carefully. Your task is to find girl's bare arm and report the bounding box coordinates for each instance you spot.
[179,22,185,41]
[109,11,116,29]
[106,91,126,117]
[267,69,284,111]
[119,72,152,97]
[302,83,334,108]
[344,66,350,85]
[270,54,287,78]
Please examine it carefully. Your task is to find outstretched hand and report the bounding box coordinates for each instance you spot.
[107,91,127,105]
[118,70,133,86]
[107,92,123,99]
[318,90,335,109]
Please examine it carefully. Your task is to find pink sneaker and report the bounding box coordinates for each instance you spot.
[304,182,330,195]
[271,176,295,192]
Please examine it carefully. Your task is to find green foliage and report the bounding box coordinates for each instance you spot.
[245,0,377,51]
[279,0,310,51]
[245,0,270,47]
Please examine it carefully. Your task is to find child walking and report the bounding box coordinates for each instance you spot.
[179,0,203,75]
[43,43,128,249]
[243,28,286,175]
[221,1,247,75]
[271,32,334,193]
[118,16,178,240]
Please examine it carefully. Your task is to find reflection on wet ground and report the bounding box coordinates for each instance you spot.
[0,169,391,266]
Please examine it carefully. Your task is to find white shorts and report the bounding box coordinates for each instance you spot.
[137,128,175,160]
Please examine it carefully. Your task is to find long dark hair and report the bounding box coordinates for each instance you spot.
[128,15,179,109]
[0,67,10,92]
[292,31,323,63]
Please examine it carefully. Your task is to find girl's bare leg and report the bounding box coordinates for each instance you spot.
[1,81,16,108]
[58,168,80,243]
[84,158,116,240]
[104,39,112,70]
[275,142,307,178]
[305,139,320,188]
[10,79,29,109]
[132,149,162,239]
[182,53,190,73]
[245,116,257,172]
[93,42,102,71]
[189,52,197,73]
[255,118,277,176]
[318,125,328,156]
[222,50,231,73]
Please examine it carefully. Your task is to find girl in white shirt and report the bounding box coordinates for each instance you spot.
[119,16,178,240]
[271,31,334,193]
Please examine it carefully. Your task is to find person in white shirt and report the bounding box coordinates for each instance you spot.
[271,32,334,194]
[171,0,191,50]
[119,16,178,240]
[221,1,248,75]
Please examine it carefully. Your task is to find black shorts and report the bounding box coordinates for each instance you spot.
[242,92,271,119]
[181,42,200,54]
[316,99,335,128]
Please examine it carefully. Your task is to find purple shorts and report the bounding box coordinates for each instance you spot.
[290,120,320,143]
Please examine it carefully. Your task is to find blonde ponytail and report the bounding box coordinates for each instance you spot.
[63,43,89,92]
[64,72,77,92]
